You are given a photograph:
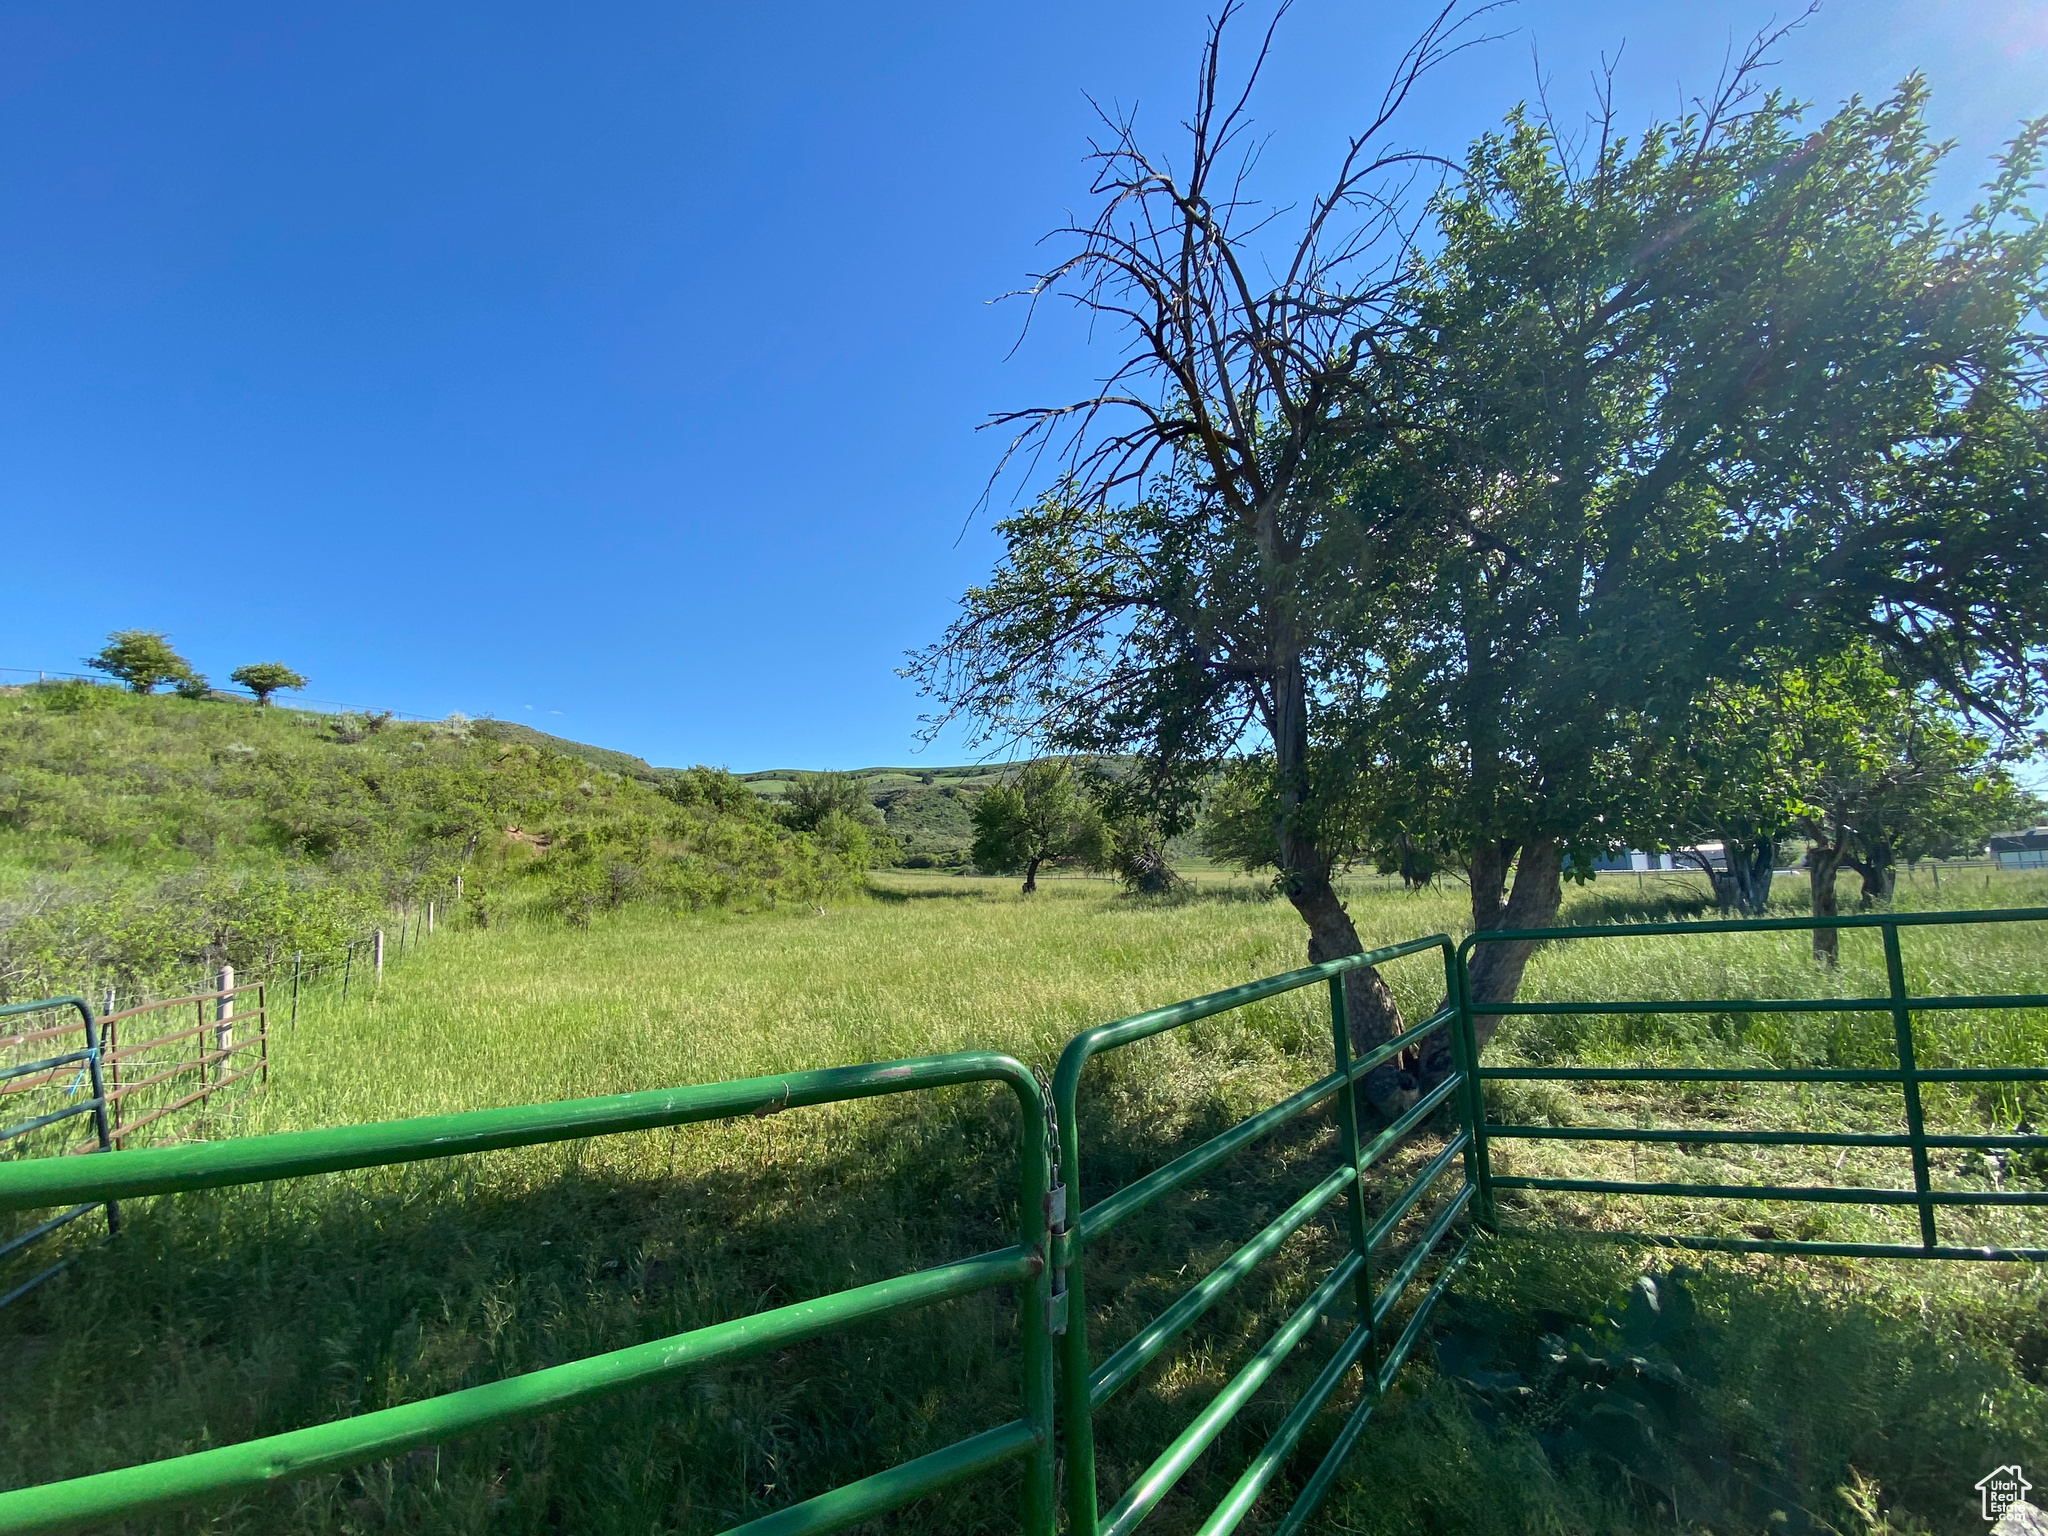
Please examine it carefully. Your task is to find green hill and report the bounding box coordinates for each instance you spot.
[739,765,1011,870]
[0,682,863,1002]
[474,719,662,783]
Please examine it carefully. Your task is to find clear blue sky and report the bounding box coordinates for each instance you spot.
[2,0,2042,770]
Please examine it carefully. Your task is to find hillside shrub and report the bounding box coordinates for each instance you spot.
[0,685,864,999]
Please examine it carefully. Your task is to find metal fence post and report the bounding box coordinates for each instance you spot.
[1014,1072,1057,1536]
[1881,921,1939,1252]
[79,999,119,1234]
[1440,940,1491,1232]
[1327,973,1382,1381]
[102,989,123,1143]
[1051,1060,1099,1536]
[1450,939,1497,1231]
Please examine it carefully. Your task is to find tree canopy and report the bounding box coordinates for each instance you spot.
[970,760,1107,893]
[1644,645,2034,949]
[231,662,308,706]
[86,631,198,695]
[917,9,2048,1099]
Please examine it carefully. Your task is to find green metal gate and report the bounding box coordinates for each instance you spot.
[0,996,117,1310]
[0,1054,1058,1536]
[1047,935,1482,1536]
[1464,907,2048,1262]
[0,907,2041,1534]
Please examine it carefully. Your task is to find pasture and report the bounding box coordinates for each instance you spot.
[2,868,2045,1534]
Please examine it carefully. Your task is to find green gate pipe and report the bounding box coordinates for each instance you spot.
[1459,907,2048,1265]
[0,1050,1057,1536]
[1098,1252,1366,1536]
[0,1248,1036,1536]
[1049,935,1466,1536]
[0,1053,1037,1211]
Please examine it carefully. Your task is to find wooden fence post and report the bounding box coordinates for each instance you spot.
[427,900,435,935]
[374,929,384,984]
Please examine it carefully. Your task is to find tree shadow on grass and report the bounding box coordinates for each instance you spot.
[862,882,1005,904]
[1559,880,1725,927]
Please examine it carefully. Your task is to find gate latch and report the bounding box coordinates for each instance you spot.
[1044,1183,1069,1335]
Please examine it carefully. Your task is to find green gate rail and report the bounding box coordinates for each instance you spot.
[0,1053,1058,1536]
[1049,934,1484,1536]
[1463,907,2048,1262]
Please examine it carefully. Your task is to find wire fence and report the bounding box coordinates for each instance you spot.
[70,890,459,1048]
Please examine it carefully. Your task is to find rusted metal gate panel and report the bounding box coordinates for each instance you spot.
[92,982,269,1150]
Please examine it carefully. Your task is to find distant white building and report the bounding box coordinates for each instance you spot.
[1991,828,2048,870]
[1592,843,1800,876]
[1591,849,1681,872]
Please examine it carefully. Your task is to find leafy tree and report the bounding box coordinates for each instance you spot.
[230,662,307,706]
[1648,646,2035,956]
[776,773,896,869]
[1832,726,2026,907]
[1778,650,2031,959]
[85,630,196,694]
[970,760,1108,893]
[1092,762,1192,895]
[1325,64,2048,1029]
[778,772,873,833]
[1643,673,1810,917]
[921,15,2048,1092]
[659,765,763,816]
[171,672,212,701]
[909,6,1487,1105]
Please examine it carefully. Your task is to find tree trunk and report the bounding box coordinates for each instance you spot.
[1468,838,1517,934]
[1807,840,1847,964]
[1021,854,1041,895]
[1257,508,1406,1114]
[1283,867,1408,1108]
[1413,835,1566,1087]
[1852,844,1895,908]
[1733,835,1776,917]
[1461,837,1566,1053]
[1714,833,1777,917]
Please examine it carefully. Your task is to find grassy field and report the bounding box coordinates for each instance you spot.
[2,868,2045,1534]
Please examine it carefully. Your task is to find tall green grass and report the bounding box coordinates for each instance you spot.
[1,869,2043,1533]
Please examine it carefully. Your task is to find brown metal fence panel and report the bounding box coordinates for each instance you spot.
[89,983,269,1152]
